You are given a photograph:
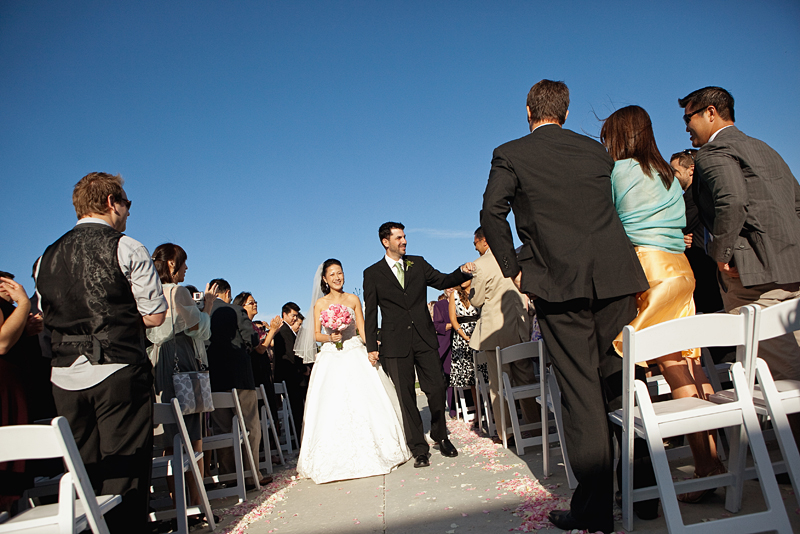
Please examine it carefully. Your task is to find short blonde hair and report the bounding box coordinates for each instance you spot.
[72,172,125,219]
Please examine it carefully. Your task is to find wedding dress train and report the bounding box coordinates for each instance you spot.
[296,311,411,484]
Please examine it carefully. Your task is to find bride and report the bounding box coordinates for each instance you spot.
[295,259,411,484]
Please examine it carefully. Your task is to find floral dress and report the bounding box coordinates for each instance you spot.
[449,291,488,387]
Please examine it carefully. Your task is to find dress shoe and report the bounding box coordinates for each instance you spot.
[413,454,430,468]
[491,434,515,447]
[259,475,273,486]
[548,509,613,534]
[437,438,458,457]
[615,491,658,520]
[677,463,726,503]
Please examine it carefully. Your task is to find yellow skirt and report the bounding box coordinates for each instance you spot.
[613,246,700,363]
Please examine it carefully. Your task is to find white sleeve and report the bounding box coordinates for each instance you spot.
[118,236,168,316]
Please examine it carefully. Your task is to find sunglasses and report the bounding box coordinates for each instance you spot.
[682,107,708,126]
[116,197,132,209]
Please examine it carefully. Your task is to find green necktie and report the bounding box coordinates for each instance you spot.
[394,261,405,288]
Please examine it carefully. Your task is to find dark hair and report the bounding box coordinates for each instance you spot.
[296,312,305,321]
[378,221,404,243]
[457,285,470,307]
[282,301,300,316]
[474,226,485,240]
[151,243,187,284]
[600,105,674,190]
[232,291,253,308]
[184,284,199,294]
[527,80,569,125]
[0,271,14,280]
[209,278,231,296]
[320,258,343,295]
[669,149,697,170]
[678,86,735,122]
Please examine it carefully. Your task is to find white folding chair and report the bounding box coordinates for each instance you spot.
[202,390,257,502]
[473,351,495,437]
[0,417,121,534]
[709,300,800,507]
[610,310,791,533]
[256,384,284,471]
[496,341,559,456]
[273,381,299,454]
[453,387,476,424]
[150,399,215,533]
[540,371,578,489]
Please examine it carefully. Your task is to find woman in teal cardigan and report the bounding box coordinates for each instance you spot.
[601,105,724,503]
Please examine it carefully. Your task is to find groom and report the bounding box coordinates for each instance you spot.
[364,222,476,468]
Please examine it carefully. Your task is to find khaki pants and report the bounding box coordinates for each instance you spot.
[719,274,800,381]
[481,349,541,437]
[210,389,262,484]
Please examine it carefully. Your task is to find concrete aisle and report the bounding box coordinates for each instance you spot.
[207,391,800,534]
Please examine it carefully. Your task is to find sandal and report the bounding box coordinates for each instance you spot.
[677,464,726,503]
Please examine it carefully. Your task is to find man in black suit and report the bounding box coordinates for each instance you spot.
[271,301,305,438]
[481,80,649,533]
[679,86,800,383]
[363,222,475,468]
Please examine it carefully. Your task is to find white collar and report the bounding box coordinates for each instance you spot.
[708,125,734,143]
[533,122,559,132]
[283,320,298,337]
[76,217,112,228]
[385,254,403,270]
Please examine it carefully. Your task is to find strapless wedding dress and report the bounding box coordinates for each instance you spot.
[296,309,411,484]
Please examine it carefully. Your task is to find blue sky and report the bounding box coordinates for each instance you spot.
[2,0,799,319]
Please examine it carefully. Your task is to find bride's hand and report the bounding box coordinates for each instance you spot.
[367,352,379,366]
[329,332,342,343]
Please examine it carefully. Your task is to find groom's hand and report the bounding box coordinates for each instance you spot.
[368,351,379,365]
[460,262,476,274]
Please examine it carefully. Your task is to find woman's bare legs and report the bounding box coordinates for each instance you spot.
[655,352,723,477]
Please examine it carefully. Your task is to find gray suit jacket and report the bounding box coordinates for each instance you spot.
[468,249,528,352]
[694,126,800,287]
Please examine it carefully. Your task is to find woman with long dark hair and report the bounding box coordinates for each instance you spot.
[147,243,217,511]
[601,106,724,502]
[294,259,411,483]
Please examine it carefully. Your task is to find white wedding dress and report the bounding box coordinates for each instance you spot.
[296,309,411,484]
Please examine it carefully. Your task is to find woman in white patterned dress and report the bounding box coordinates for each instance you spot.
[295,259,411,484]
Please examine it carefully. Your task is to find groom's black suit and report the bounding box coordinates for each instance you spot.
[363,255,469,456]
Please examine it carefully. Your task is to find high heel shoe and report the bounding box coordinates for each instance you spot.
[677,463,726,503]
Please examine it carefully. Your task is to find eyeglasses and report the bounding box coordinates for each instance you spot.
[681,149,696,161]
[682,107,708,125]
[116,197,132,209]
[244,300,257,307]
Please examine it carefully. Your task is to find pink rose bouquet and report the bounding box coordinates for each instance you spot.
[320,304,354,349]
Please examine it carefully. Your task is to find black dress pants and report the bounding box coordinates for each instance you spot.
[382,328,447,457]
[274,358,305,439]
[535,294,647,531]
[52,363,154,534]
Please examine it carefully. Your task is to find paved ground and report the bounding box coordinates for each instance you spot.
[199,392,800,534]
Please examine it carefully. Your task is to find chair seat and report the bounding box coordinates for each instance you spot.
[0,494,121,534]
[711,379,800,415]
[611,396,745,440]
[152,451,203,477]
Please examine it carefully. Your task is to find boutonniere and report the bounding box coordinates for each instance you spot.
[405,259,414,270]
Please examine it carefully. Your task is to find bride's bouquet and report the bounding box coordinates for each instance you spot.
[320,304,354,349]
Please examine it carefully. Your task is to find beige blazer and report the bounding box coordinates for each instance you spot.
[468,248,529,352]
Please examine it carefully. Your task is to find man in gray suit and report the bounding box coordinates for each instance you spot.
[679,86,800,384]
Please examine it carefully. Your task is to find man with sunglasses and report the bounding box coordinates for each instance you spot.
[679,87,800,387]
[35,172,167,533]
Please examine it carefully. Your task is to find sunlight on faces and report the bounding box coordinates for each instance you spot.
[683,104,713,148]
[382,228,407,259]
[324,264,345,292]
[670,159,694,190]
[243,297,258,319]
[283,309,299,326]
[110,189,131,232]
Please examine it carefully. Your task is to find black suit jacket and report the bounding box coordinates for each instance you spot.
[272,322,303,381]
[481,124,648,302]
[693,125,800,287]
[363,255,468,358]
[207,299,257,391]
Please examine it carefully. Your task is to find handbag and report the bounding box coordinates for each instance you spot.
[166,286,214,414]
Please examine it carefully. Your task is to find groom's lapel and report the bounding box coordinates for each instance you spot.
[379,259,404,290]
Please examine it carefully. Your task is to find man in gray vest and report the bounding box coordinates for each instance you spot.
[36,172,167,533]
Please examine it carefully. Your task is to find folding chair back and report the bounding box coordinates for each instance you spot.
[150,399,215,533]
[256,384,284,470]
[614,310,791,533]
[0,417,121,534]
[202,391,248,502]
[273,381,299,454]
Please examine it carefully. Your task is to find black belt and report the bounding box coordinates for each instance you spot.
[52,332,109,364]
[457,313,479,324]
